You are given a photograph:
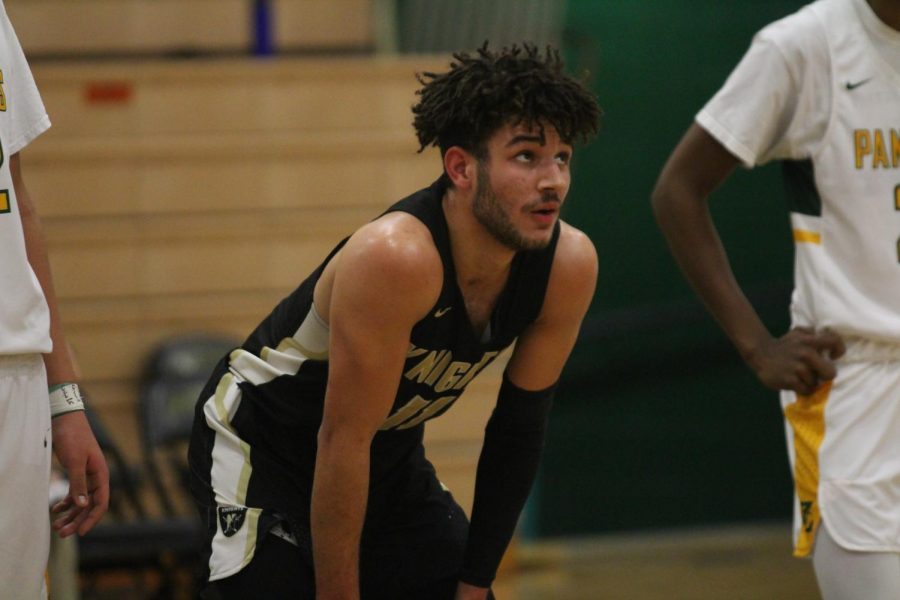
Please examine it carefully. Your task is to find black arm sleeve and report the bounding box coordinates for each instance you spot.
[457,374,557,588]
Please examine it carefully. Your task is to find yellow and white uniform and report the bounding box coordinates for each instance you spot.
[0,0,54,597]
[697,0,900,559]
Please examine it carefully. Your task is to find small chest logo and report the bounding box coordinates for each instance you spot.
[844,77,872,91]
[218,506,248,537]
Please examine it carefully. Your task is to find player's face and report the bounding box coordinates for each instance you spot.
[473,121,572,251]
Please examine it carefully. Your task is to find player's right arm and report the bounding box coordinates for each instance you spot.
[14,152,110,535]
[310,214,441,600]
[651,124,843,395]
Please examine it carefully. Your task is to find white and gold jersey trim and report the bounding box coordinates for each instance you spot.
[230,303,330,386]
[202,372,259,579]
[202,306,328,580]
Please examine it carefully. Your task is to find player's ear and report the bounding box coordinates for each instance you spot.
[443,146,476,191]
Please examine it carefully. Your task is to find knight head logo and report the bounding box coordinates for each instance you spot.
[218,505,248,537]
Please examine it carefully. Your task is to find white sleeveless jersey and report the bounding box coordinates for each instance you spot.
[698,0,900,346]
[0,0,52,355]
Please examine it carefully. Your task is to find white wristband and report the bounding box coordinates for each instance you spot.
[49,382,85,417]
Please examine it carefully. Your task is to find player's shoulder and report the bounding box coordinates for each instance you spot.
[547,221,598,297]
[739,0,834,95]
[755,0,832,55]
[555,221,598,273]
[341,211,443,289]
[526,221,596,326]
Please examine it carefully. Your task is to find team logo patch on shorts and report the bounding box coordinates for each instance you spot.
[218,506,248,537]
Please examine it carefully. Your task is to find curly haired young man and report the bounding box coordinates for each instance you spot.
[189,44,601,600]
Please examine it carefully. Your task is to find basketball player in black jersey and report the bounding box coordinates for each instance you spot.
[189,43,601,600]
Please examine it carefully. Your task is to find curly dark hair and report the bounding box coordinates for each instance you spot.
[412,42,601,159]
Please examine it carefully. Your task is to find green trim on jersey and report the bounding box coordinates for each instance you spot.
[782,159,822,217]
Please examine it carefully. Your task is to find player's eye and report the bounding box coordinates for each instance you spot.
[515,151,535,163]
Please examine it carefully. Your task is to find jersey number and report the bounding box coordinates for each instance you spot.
[379,394,458,431]
[0,68,7,215]
[0,69,5,215]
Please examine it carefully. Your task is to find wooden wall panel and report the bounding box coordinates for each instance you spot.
[22,150,440,220]
[8,1,248,54]
[30,59,425,138]
[274,0,373,50]
[8,0,373,56]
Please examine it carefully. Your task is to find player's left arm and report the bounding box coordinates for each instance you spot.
[505,223,599,389]
[14,153,109,537]
[456,223,598,599]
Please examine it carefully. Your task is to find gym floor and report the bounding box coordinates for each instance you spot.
[493,522,820,599]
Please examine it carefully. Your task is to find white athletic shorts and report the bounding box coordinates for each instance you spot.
[782,337,900,557]
[0,354,51,599]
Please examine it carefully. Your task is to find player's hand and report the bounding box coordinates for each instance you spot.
[455,581,491,600]
[50,411,109,537]
[747,327,845,395]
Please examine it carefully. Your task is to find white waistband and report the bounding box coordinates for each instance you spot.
[0,354,44,375]
[839,336,900,363]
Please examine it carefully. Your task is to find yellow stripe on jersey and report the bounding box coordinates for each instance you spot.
[241,508,261,570]
[0,190,9,214]
[784,381,832,557]
[793,229,822,244]
[230,307,330,386]
[274,336,328,361]
[212,373,253,506]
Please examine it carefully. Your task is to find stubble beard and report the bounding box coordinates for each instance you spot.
[472,164,551,252]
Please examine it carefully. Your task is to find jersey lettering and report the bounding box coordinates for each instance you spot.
[379,394,460,431]
[0,124,6,214]
[379,395,430,430]
[403,346,500,392]
[895,184,899,263]
[853,128,900,169]
[381,347,503,430]
[404,349,449,384]
[394,395,457,430]
[433,361,471,393]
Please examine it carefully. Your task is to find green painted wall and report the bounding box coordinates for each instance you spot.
[531,1,808,537]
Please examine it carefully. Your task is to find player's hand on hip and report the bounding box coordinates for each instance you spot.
[750,327,846,395]
[50,411,110,537]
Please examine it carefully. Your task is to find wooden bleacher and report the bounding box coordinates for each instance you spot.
[7,0,373,57]
[25,55,501,517]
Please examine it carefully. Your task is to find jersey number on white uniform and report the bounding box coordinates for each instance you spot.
[895,184,899,263]
[0,69,9,215]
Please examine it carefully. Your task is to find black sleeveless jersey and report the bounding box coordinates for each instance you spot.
[197,177,559,537]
